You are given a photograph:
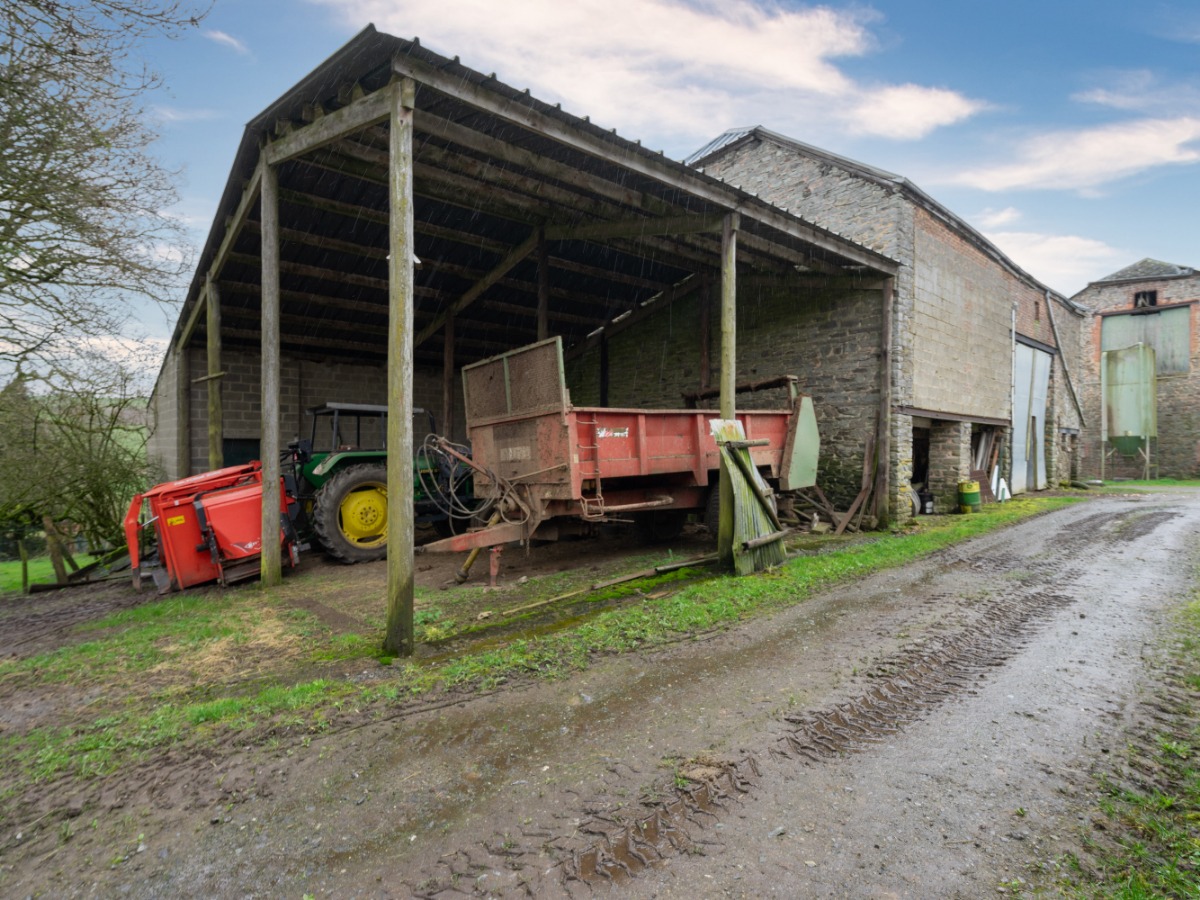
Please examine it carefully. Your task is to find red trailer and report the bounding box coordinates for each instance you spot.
[124,462,299,593]
[425,337,819,554]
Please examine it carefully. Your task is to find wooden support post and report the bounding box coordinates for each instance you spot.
[384,80,417,657]
[259,161,283,587]
[176,345,190,478]
[717,214,739,572]
[536,227,549,341]
[873,276,894,526]
[442,315,455,441]
[699,274,712,393]
[18,539,28,594]
[206,276,224,470]
[719,213,739,419]
[599,335,609,407]
[42,516,67,585]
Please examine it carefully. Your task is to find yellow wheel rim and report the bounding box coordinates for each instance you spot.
[338,483,387,547]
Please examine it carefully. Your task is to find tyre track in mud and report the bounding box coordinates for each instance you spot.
[400,503,1183,897]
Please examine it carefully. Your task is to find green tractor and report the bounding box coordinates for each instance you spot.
[285,403,475,563]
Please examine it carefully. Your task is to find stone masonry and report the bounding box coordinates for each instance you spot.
[1072,262,1200,479]
[567,276,886,508]
[693,128,1079,520]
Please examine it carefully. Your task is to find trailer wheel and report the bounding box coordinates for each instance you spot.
[635,510,687,543]
[313,463,389,563]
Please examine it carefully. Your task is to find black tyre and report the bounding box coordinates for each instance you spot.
[634,509,687,543]
[312,463,388,563]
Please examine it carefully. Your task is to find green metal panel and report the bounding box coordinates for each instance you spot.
[1102,342,1157,443]
[1101,308,1190,375]
[779,395,820,490]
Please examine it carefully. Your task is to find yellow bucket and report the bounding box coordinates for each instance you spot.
[958,480,981,513]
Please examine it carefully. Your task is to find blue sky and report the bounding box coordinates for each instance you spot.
[139,0,1200,349]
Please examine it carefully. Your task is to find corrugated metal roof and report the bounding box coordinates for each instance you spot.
[168,28,899,377]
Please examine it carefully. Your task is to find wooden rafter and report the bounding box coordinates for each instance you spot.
[414,231,540,347]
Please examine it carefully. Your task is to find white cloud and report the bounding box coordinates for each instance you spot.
[983,231,1125,295]
[974,206,1021,228]
[952,117,1200,191]
[1073,69,1200,113]
[152,105,223,123]
[312,0,983,145]
[845,84,985,140]
[203,29,250,55]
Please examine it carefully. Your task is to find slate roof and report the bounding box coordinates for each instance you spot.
[1095,258,1197,283]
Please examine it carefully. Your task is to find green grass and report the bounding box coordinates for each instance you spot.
[0,495,1079,788]
[1054,569,1200,898]
[0,554,98,594]
[1094,478,1200,492]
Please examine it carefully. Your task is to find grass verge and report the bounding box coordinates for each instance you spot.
[0,495,1079,789]
[1052,562,1200,898]
[0,555,98,594]
[1094,479,1200,492]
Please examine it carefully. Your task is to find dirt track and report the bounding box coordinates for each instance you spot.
[2,489,1198,897]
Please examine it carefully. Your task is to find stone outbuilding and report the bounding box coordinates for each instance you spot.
[1071,259,1199,480]
[667,127,1087,515]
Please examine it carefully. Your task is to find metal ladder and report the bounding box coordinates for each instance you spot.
[576,414,605,519]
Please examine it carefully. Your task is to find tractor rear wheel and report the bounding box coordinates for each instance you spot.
[313,463,389,563]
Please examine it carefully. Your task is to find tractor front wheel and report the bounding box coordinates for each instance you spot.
[313,464,389,563]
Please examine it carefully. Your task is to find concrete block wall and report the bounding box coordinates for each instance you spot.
[145,347,454,478]
[697,142,906,259]
[1073,275,1200,479]
[145,347,180,480]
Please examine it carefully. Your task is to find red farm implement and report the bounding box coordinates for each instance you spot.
[422,337,819,561]
[124,462,300,593]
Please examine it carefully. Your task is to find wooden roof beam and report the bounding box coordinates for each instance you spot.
[263,83,394,166]
[414,230,540,348]
[409,114,677,216]
[391,54,897,275]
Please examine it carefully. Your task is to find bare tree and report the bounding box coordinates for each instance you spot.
[0,352,154,549]
[0,1,208,375]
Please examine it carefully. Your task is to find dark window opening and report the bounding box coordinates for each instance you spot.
[1134,290,1158,308]
[223,438,260,466]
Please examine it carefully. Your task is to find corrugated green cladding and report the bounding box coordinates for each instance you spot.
[1103,343,1157,441]
[1102,307,1190,375]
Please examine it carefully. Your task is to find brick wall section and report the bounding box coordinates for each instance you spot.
[698,135,1086,515]
[1073,274,1200,479]
[566,277,885,508]
[1049,297,1088,481]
